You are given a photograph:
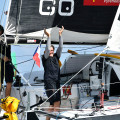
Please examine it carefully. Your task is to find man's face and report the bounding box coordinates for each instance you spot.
[49,47,54,56]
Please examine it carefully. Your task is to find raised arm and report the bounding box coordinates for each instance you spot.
[56,26,64,58]
[44,29,51,59]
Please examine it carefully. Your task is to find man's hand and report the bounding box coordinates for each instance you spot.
[59,26,64,36]
[3,56,10,62]
[44,28,50,37]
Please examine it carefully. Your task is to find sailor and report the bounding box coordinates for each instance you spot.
[0,25,14,97]
[42,26,64,120]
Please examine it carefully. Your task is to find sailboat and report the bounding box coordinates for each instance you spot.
[1,0,120,120]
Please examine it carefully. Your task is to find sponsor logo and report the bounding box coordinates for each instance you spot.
[39,0,56,15]
[39,0,74,16]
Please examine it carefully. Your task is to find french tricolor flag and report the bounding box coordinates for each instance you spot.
[33,45,41,67]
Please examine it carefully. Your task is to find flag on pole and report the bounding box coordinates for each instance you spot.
[33,45,41,67]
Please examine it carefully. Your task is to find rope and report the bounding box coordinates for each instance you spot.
[14,59,33,65]
[62,45,104,54]
[39,48,107,107]
[75,45,104,52]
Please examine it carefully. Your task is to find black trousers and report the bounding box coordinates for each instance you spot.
[44,80,61,105]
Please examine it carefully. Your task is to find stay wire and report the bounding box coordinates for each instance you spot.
[75,45,104,52]
[62,45,104,54]
[14,58,33,65]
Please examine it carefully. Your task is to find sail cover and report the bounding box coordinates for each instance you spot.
[5,0,118,43]
[107,5,120,52]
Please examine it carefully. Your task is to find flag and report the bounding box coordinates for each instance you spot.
[33,45,41,67]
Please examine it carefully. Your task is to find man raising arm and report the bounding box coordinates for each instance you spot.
[42,26,64,120]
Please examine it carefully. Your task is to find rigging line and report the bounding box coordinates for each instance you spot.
[75,45,104,52]
[62,45,104,53]
[14,58,33,65]
[11,45,104,58]
[16,0,23,34]
[39,47,108,107]
[12,55,33,57]
[12,45,37,48]
[0,0,7,25]
[12,45,101,49]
